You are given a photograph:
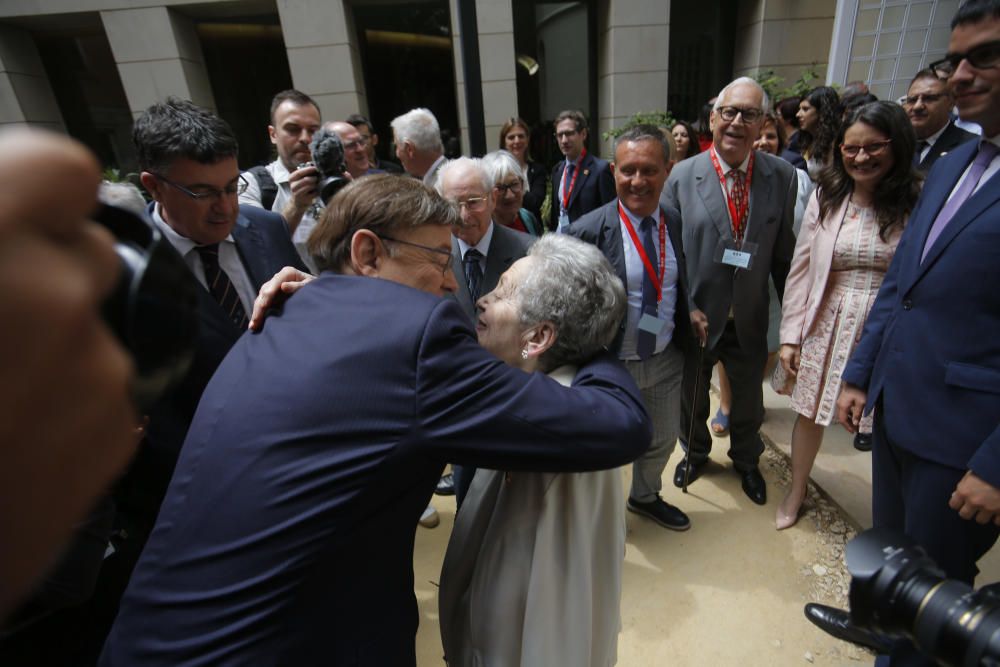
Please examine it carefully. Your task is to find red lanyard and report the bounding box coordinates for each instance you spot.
[709,146,754,242]
[561,148,586,211]
[618,202,667,303]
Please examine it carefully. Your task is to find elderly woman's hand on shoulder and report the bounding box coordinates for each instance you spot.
[249,266,316,331]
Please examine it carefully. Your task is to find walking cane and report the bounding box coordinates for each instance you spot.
[681,333,707,494]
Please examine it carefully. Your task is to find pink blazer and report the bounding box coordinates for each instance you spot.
[778,192,848,346]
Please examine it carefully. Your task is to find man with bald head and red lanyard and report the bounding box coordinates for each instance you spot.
[662,77,797,506]
[570,124,705,531]
[549,109,616,231]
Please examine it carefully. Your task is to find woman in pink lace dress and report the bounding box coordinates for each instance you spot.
[775,102,922,529]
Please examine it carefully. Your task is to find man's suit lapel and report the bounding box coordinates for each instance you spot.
[482,225,517,294]
[693,153,733,242]
[744,151,775,246]
[602,203,627,285]
[231,214,270,290]
[917,170,1000,278]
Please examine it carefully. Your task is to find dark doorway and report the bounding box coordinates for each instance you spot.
[667,0,738,124]
[352,1,458,163]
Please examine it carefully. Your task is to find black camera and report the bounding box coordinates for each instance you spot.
[843,528,1000,666]
[95,203,198,413]
[307,127,350,204]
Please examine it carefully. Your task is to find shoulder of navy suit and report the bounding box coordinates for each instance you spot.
[567,199,617,238]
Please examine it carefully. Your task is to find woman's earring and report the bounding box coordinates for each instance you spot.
[521,349,529,360]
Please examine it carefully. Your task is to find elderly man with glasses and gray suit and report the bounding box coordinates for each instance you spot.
[662,77,797,507]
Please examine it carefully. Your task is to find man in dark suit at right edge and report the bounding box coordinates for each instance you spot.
[904,67,979,173]
[549,109,616,231]
[835,2,1000,665]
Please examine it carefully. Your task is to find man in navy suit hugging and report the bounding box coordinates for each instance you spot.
[100,174,652,666]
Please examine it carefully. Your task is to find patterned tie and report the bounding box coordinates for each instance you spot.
[921,142,999,263]
[561,163,576,215]
[195,244,248,329]
[636,217,659,360]
[914,140,929,167]
[728,169,748,242]
[463,248,484,302]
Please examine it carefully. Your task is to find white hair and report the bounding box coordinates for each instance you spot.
[434,156,491,195]
[481,150,529,192]
[715,76,770,114]
[516,234,626,370]
[98,180,147,217]
[390,107,443,153]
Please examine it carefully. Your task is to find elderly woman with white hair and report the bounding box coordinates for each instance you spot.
[482,150,543,237]
[438,233,627,667]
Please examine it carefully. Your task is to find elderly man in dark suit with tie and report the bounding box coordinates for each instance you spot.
[904,68,979,173]
[830,3,1000,664]
[570,124,705,530]
[549,109,616,231]
[662,77,797,506]
[435,156,533,505]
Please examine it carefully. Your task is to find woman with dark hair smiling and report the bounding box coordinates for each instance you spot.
[499,117,547,221]
[671,120,700,161]
[797,86,842,179]
[774,101,921,529]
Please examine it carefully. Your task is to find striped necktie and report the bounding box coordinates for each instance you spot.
[636,217,659,360]
[463,248,484,303]
[196,244,248,329]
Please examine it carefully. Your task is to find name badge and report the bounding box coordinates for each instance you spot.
[722,248,752,269]
[558,212,570,230]
[638,313,666,335]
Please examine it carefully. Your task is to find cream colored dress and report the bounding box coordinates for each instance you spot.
[790,202,900,429]
[438,366,625,667]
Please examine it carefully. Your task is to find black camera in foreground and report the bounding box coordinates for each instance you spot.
[96,203,198,413]
[837,528,1000,666]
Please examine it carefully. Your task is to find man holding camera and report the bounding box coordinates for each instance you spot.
[239,89,323,268]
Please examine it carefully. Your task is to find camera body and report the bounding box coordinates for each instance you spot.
[307,128,350,204]
[843,529,1000,667]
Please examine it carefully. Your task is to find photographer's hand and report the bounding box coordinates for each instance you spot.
[248,266,316,331]
[281,164,319,233]
[0,129,136,618]
[950,472,1000,525]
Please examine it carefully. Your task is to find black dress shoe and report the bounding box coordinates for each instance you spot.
[740,467,767,505]
[804,603,893,654]
[854,433,872,452]
[435,473,455,496]
[627,495,691,531]
[673,458,706,488]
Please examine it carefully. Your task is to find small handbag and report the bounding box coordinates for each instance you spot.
[770,360,796,396]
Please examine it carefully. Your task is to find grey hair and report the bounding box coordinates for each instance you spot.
[434,156,491,195]
[516,234,626,370]
[481,150,529,192]
[98,181,148,217]
[390,107,444,153]
[612,124,672,163]
[715,76,770,114]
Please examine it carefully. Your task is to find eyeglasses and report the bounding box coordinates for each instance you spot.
[377,234,454,275]
[840,140,892,158]
[554,129,579,139]
[452,195,489,212]
[929,39,1000,79]
[716,106,764,123]
[901,93,948,106]
[153,173,248,202]
[494,180,523,195]
[343,137,370,151]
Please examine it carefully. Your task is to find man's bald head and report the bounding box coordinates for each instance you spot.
[325,121,370,179]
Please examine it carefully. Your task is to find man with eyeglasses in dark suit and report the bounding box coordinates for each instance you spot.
[904,68,978,173]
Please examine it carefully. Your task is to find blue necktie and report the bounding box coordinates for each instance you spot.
[196,244,248,329]
[637,217,659,360]
[463,248,484,302]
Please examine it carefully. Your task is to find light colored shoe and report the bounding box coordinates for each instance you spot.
[419,505,440,528]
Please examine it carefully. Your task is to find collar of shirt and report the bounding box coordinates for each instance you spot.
[618,200,657,230]
[269,159,292,186]
[455,220,495,261]
[151,203,235,255]
[923,122,950,149]
[423,155,447,185]
[722,150,751,177]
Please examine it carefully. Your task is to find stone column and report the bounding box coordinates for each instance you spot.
[450,0,519,155]
[101,7,216,117]
[733,0,837,85]
[0,24,64,131]
[597,0,671,159]
[277,0,367,121]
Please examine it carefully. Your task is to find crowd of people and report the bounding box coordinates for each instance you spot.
[1,1,999,666]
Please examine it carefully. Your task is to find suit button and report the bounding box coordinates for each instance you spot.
[902,299,912,310]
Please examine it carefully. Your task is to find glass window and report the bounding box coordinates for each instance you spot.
[848,59,872,83]
[882,6,906,30]
[872,57,896,80]
[876,31,902,56]
[902,29,927,53]
[856,9,880,33]
[907,2,934,28]
[852,34,877,59]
